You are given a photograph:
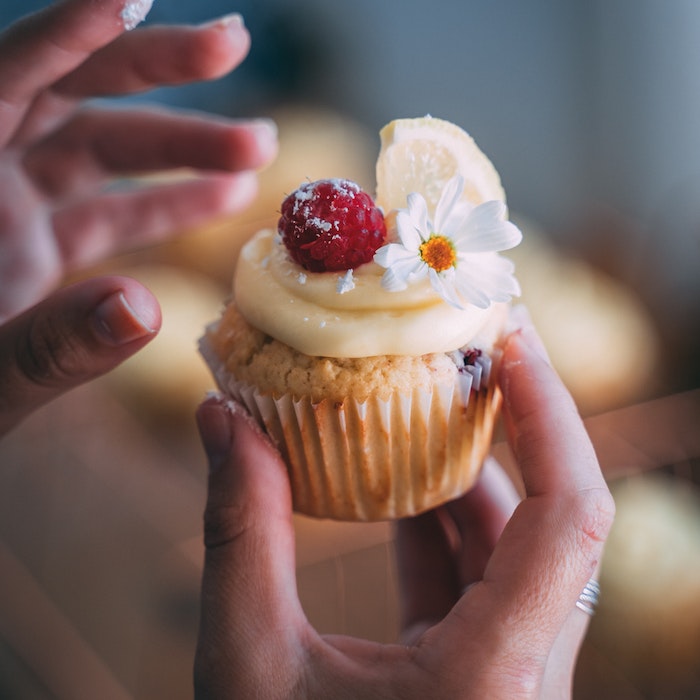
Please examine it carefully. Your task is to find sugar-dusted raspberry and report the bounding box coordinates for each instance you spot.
[278,179,387,272]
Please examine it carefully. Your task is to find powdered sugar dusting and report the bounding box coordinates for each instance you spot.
[336,269,356,294]
[308,217,332,232]
[291,187,313,215]
[120,0,153,31]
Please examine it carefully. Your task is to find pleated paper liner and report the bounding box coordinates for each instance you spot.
[202,337,503,521]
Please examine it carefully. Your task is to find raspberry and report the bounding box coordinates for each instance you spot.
[278,179,387,272]
[462,348,483,366]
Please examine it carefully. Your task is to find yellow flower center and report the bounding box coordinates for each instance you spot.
[419,235,457,272]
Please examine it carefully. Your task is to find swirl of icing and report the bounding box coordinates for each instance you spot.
[234,229,500,358]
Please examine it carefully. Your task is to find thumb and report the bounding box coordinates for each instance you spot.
[195,395,305,697]
[0,276,160,436]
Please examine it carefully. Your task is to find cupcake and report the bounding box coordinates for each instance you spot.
[200,116,522,521]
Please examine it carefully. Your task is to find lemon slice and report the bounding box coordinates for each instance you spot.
[375,116,505,215]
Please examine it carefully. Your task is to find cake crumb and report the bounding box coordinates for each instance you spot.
[209,303,462,402]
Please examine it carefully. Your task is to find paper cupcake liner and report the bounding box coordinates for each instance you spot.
[202,337,503,521]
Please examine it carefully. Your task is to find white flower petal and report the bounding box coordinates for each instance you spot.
[381,257,427,291]
[456,254,521,304]
[377,176,522,309]
[452,270,492,309]
[441,199,472,238]
[375,242,410,267]
[428,267,467,309]
[395,210,423,250]
[406,192,430,238]
[456,201,522,252]
[376,243,428,290]
[396,257,428,282]
[381,268,408,291]
[433,175,464,232]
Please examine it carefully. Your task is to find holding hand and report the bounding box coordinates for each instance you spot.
[195,309,615,699]
[0,0,277,435]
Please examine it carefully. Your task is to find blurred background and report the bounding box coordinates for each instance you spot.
[1,1,699,698]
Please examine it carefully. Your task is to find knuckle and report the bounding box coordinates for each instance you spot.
[202,501,252,551]
[495,664,542,699]
[460,656,543,700]
[15,312,89,387]
[567,486,616,554]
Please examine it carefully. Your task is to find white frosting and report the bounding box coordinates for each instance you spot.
[234,229,501,358]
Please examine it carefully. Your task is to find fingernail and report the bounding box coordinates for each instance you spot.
[197,395,272,473]
[251,117,278,146]
[197,396,235,473]
[120,0,154,31]
[250,118,279,163]
[251,117,278,140]
[200,13,245,31]
[92,291,158,346]
[505,304,551,365]
[222,171,259,211]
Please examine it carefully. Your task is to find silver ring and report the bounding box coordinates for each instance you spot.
[575,578,600,616]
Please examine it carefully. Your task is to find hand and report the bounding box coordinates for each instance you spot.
[0,0,277,436]
[195,309,615,699]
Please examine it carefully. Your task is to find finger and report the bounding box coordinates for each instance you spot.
[486,314,614,617]
[9,13,250,148]
[541,564,602,697]
[23,108,277,198]
[0,0,152,146]
[195,396,304,696]
[396,459,519,643]
[52,171,260,270]
[444,457,519,584]
[0,275,159,436]
[53,14,250,98]
[435,310,615,670]
[500,314,603,496]
[395,508,461,643]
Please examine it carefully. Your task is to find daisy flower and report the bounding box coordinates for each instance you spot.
[373,175,523,309]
